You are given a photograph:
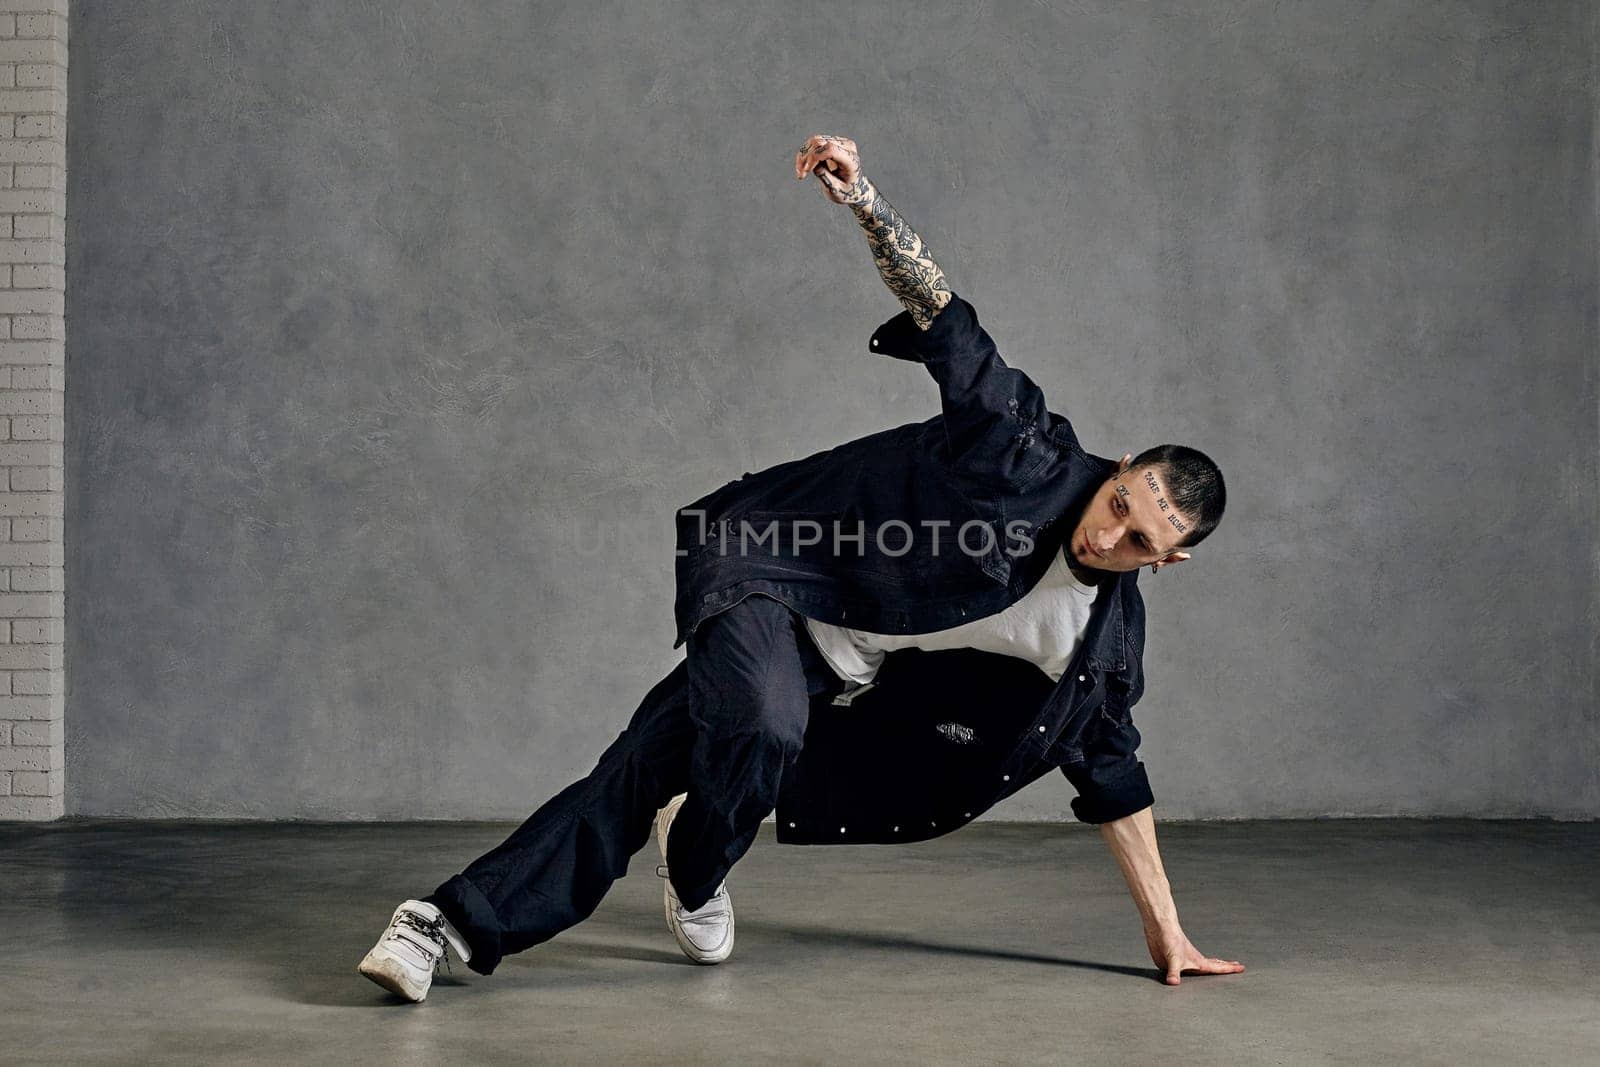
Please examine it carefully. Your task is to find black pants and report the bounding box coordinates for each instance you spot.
[426,594,847,975]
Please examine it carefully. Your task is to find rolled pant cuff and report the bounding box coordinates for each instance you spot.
[425,875,505,976]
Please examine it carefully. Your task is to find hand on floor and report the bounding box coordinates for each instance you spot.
[1145,925,1246,986]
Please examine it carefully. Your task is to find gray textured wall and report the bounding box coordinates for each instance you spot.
[65,1,1597,819]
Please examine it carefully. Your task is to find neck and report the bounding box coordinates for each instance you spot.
[1066,559,1106,587]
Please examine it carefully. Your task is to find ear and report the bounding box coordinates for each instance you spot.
[1118,452,1133,474]
[1149,551,1192,574]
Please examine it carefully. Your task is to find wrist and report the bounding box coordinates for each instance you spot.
[1139,895,1180,935]
[843,177,878,212]
[1142,907,1180,934]
[1129,873,1177,927]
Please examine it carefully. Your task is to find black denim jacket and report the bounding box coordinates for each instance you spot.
[672,293,1155,836]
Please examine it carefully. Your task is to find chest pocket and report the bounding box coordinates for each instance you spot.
[958,494,1013,586]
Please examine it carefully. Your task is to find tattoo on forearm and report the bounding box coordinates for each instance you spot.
[850,186,951,330]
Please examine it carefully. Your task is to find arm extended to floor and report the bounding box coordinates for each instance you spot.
[1097,805,1246,985]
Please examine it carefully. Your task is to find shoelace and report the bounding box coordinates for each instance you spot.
[392,909,453,976]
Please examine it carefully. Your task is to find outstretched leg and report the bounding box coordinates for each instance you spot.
[426,660,698,974]
[419,594,840,974]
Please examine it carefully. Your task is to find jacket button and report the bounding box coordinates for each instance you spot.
[1002,774,1010,781]
[871,338,879,347]
[789,822,796,828]
[893,825,899,831]
[964,812,971,818]
[1078,674,1087,682]
[1038,725,1046,732]
[839,826,846,833]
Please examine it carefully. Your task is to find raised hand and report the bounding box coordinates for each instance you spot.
[794,133,872,207]
[794,133,949,328]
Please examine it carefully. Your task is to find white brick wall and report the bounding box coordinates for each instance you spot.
[0,0,63,820]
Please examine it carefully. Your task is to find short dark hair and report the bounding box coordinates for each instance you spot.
[1127,444,1226,549]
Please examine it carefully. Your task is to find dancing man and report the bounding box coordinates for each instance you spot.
[359,133,1243,1001]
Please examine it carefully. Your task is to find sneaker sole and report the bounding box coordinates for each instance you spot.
[358,952,428,1003]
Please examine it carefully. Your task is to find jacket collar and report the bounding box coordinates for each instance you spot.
[1069,452,1130,675]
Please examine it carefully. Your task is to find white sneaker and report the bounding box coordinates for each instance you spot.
[357,899,472,1002]
[654,792,735,964]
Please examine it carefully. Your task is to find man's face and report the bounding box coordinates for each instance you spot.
[1067,460,1194,574]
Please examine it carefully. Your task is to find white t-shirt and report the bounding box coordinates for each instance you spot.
[803,544,1101,703]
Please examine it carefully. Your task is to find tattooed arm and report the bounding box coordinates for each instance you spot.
[794,134,952,331]
[792,134,1074,493]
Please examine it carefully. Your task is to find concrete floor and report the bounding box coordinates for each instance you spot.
[0,820,1595,1065]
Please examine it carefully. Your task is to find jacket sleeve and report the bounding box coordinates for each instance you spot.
[868,292,1074,491]
[1060,582,1154,823]
[1059,702,1155,824]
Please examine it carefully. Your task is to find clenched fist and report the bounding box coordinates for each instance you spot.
[794,134,873,207]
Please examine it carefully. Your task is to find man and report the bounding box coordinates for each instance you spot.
[359,134,1243,1001]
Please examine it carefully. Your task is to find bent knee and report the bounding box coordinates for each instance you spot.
[745,696,808,751]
